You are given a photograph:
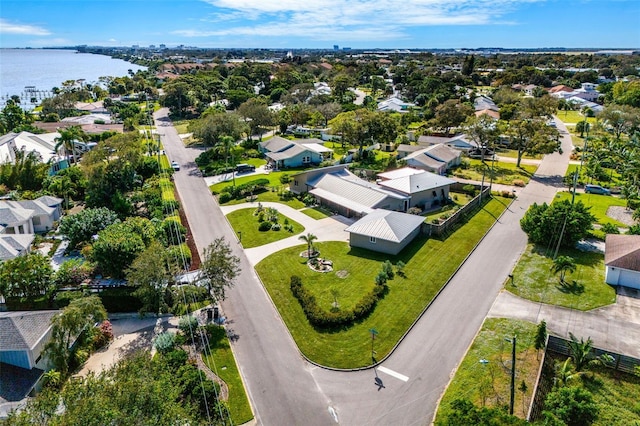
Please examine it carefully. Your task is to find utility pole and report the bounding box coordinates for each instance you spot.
[507,335,517,416]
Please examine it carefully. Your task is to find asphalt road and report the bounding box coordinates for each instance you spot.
[155,109,336,426]
[156,109,574,425]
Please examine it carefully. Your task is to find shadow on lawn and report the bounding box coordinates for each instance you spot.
[556,280,585,295]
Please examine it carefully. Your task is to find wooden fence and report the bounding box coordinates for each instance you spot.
[422,183,491,237]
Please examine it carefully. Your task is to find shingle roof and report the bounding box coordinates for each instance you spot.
[605,234,640,271]
[36,195,63,208]
[266,143,308,161]
[423,144,461,163]
[345,209,424,242]
[0,206,34,226]
[259,136,294,153]
[379,171,456,194]
[0,311,58,351]
[2,199,54,217]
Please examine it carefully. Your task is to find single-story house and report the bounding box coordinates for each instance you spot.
[402,144,462,175]
[0,233,34,261]
[396,144,424,159]
[377,97,415,113]
[345,209,425,255]
[0,196,63,234]
[605,234,640,289]
[377,168,456,210]
[259,136,333,169]
[416,134,478,152]
[474,96,499,112]
[290,165,409,217]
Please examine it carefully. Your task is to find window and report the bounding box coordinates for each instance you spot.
[370,236,377,244]
[294,180,298,186]
[302,156,311,163]
[33,216,41,226]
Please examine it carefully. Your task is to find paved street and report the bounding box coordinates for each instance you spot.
[156,110,581,425]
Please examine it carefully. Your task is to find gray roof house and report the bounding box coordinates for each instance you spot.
[378,169,456,210]
[0,234,34,261]
[0,310,58,403]
[0,196,62,234]
[605,234,640,290]
[403,144,462,175]
[345,209,425,255]
[259,136,333,169]
[416,134,478,152]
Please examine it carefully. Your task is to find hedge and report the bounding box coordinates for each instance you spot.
[289,275,386,328]
[214,178,270,199]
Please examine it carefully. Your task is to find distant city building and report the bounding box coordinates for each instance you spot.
[159,44,166,49]
[333,45,339,51]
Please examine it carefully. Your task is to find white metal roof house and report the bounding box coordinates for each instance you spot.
[377,96,415,113]
[345,209,425,255]
[605,234,640,290]
[0,131,69,175]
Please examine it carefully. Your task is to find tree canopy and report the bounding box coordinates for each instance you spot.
[199,237,241,302]
[520,200,595,248]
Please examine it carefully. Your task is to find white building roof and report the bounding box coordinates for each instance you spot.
[379,171,456,195]
[345,209,424,242]
[377,167,424,180]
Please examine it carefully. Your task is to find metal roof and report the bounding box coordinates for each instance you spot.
[377,167,424,180]
[309,187,373,216]
[345,209,424,242]
[379,171,456,194]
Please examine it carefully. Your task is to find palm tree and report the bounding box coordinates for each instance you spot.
[568,333,594,372]
[551,256,576,284]
[298,233,318,258]
[553,358,580,388]
[55,125,85,166]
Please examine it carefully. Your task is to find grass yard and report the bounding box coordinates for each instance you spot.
[203,326,253,425]
[210,171,292,193]
[300,206,333,220]
[497,149,543,160]
[171,119,192,135]
[554,191,628,228]
[506,244,616,311]
[255,197,509,368]
[225,208,304,248]
[423,192,474,223]
[435,318,541,423]
[556,110,598,125]
[219,190,306,209]
[452,160,537,185]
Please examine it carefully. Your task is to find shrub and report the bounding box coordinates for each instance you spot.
[600,223,620,235]
[53,290,83,308]
[375,271,388,286]
[167,243,192,266]
[462,184,477,196]
[407,207,422,215]
[154,332,176,354]
[280,174,291,184]
[382,260,394,280]
[290,275,385,328]
[513,179,526,187]
[258,221,272,231]
[271,223,282,231]
[92,320,114,349]
[303,193,316,206]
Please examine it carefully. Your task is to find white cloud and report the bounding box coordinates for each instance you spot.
[0,19,51,36]
[184,0,542,41]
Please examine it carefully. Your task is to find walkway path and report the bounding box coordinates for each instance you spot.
[488,289,640,358]
[219,201,354,264]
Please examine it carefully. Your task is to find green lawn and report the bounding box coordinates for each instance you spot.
[226,208,304,248]
[219,190,306,209]
[255,197,509,368]
[423,192,474,222]
[202,326,253,425]
[435,318,541,422]
[300,206,333,220]
[554,191,628,228]
[556,110,598,125]
[171,119,192,135]
[497,149,543,160]
[210,171,291,193]
[580,364,640,426]
[506,244,616,311]
[243,158,267,168]
[452,160,537,185]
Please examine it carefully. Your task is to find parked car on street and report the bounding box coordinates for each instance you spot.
[171,161,180,171]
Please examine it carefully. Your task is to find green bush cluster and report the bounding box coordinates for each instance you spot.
[290,275,386,328]
[217,178,270,202]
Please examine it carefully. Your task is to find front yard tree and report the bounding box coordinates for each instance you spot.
[0,252,53,299]
[237,97,274,140]
[299,232,318,257]
[126,241,174,314]
[188,111,247,147]
[433,99,474,135]
[59,207,120,247]
[520,200,595,248]
[45,295,107,375]
[542,386,598,426]
[199,237,241,302]
[551,256,577,284]
[507,118,560,167]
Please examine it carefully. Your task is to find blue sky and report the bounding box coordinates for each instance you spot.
[1,0,639,49]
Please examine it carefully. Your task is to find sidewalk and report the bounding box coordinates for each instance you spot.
[488,290,640,359]
[220,201,354,265]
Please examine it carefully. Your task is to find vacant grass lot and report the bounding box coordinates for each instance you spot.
[225,208,304,248]
[255,197,509,368]
[203,326,253,425]
[556,110,597,125]
[435,318,540,423]
[452,160,537,185]
[423,192,474,222]
[506,244,616,310]
[554,191,628,228]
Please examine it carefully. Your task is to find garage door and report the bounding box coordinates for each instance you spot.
[618,270,640,290]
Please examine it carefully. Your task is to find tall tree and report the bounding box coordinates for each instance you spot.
[298,232,318,257]
[188,111,247,147]
[126,241,174,314]
[55,125,87,165]
[551,256,577,284]
[237,97,274,140]
[45,295,107,375]
[433,100,474,135]
[507,118,560,167]
[0,252,53,299]
[198,237,241,302]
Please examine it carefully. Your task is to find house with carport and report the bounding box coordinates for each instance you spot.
[605,234,640,289]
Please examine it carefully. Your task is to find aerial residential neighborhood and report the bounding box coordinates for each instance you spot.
[1,10,640,423]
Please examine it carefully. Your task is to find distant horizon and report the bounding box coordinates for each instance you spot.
[1,0,639,50]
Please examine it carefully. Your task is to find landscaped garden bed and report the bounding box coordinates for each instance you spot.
[255,197,509,368]
[225,206,304,248]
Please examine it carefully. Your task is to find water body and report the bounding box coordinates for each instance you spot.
[0,48,146,108]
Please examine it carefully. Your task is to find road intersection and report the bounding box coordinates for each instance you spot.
[156,109,604,425]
